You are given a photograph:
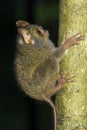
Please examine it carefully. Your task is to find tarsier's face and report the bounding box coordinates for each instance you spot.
[16,20,49,46]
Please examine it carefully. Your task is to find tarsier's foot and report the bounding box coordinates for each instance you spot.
[64,33,85,49]
[58,73,76,86]
[45,73,75,97]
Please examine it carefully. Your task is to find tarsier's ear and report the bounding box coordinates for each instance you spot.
[16,20,30,28]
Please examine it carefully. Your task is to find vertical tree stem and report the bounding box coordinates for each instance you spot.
[56,0,87,130]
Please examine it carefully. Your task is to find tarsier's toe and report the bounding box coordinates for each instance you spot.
[73,33,85,41]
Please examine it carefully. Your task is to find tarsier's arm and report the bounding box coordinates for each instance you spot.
[54,33,85,59]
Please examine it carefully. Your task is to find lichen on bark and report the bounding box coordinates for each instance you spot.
[56,0,87,130]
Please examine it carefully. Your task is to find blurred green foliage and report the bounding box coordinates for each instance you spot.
[34,2,58,24]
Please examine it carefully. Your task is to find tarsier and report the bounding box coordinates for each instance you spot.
[14,20,85,130]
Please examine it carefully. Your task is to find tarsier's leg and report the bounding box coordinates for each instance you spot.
[42,75,74,130]
[45,75,71,97]
[42,75,72,130]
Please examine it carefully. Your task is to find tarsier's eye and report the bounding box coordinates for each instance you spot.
[36,27,44,36]
[37,30,42,35]
[36,26,49,38]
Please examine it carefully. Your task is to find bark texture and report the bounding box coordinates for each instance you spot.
[56,0,87,130]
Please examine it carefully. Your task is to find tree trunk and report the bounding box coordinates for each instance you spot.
[56,0,87,130]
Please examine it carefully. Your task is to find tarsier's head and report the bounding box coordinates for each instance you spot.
[16,20,49,47]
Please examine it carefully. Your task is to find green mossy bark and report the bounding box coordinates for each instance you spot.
[56,0,87,130]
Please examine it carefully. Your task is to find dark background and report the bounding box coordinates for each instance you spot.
[0,0,58,130]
